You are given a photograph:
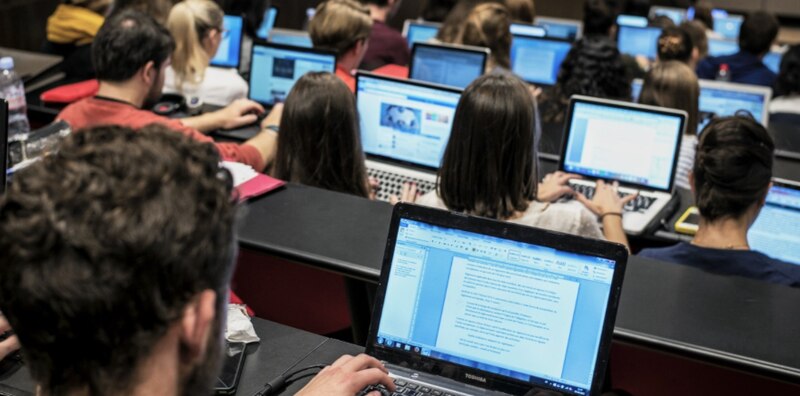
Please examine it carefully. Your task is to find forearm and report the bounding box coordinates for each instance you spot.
[245,128,278,168]
[181,111,223,133]
[601,215,630,251]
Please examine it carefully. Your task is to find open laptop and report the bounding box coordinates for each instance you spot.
[534,16,583,41]
[367,203,629,396]
[616,14,648,28]
[763,50,784,74]
[707,38,739,57]
[559,96,687,235]
[713,13,744,40]
[617,25,662,61]
[510,23,547,38]
[255,6,279,39]
[749,178,800,266]
[1,100,7,194]
[649,6,687,25]
[210,15,244,69]
[268,28,313,48]
[402,20,442,49]
[511,35,572,86]
[356,72,461,201]
[409,42,489,89]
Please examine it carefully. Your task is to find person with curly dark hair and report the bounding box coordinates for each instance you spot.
[770,45,800,115]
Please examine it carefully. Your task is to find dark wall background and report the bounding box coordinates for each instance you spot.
[1,0,61,51]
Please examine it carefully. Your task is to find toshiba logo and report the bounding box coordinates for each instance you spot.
[465,373,487,383]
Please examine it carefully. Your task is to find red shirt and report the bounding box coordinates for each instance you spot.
[58,97,265,170]
[361,20,410,69]
[336,66,356,92]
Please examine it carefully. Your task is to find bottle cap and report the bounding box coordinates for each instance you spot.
[0,57,14,70]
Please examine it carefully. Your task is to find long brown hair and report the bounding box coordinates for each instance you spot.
[639,61,700,135]
[271,72,370,198]
[458,3,512,70]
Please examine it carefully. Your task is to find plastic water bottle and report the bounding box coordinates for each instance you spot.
[0,57,31,138]
[716,63,731,82]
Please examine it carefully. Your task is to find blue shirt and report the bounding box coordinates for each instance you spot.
[639,242,800,287]
[696,51,777,87]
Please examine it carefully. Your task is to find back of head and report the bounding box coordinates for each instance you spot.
[93,9,175,82]
[421,0,459,22]
[0,124,236,395]
[657,26,694,64]
[680,20,708,59]
[439,73,538,219]
[694,116,774,222]
[650,15,676,29]
[111,0,177,24]
[436,0,498,43]
[504,0,535,23]
[459,3,512,69]
[639,60,699,135]
[623,0,650,17]
[273,72,369,198]
[555,35,631,102]
[692,1,714,31]
[309,0,373,58]
[166,0,223,86]
[775,45,800,98]
[583,0,615,37]
[739,11,779,56]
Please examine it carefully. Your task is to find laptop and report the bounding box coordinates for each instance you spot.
[268,28,313,48]
[534,16,583,41]
[1,100,7,194]
[210,15,244,69]
[616,14,649,28]
[630,79,772,130]
[649,6,687,25]
[713,13,744,40]
[367,203,629,396]
[409,42,489,89]
[617,25,662,60]
[749,178,800,266]
[559,96,687,235]
[255,6,279,39]
[510,23,547,38]
[402,20,442,49]
[707,38,739,57]
[763,50,784,74]
[510,35,572,86]
[356,72,461,201]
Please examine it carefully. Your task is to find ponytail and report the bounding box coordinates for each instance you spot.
[166,0,222,89]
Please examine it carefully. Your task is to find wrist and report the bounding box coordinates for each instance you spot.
[599,212,623,221]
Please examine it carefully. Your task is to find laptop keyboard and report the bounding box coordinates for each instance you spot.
[569,183,656,213]
[368,168,436,202]
[390,378,456,396]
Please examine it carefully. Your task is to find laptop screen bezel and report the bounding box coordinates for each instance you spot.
[210,14,245,69]
[616,25,662,60]
[355,71,462,172]
[558,95,687,193]
[247,40,337,107]
[409,42,490,89]
[1,99,7,194]
[697,79,773,128]
[366,203,629,396]
[510,34,573,86]
[533,16,583,41]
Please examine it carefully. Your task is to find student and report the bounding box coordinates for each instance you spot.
[640,117,800,287]
[692,1,719,39]
[0,124,395,396]
[582,0,616,38]
[436,0,490,44]
[359,0,410,70]
[216,0,271,74]
[504,0,535,23]
[539,35,632,124]
[639,61,700,190]
[657,26,697,68]
[57,10,280,171]
[696,11,780,87]
[420,0,458,22]
[45,0,111,79]
[399,74,635,250]
[111,0,177,23]
[163,0,249,106]
[272,72,373,198]
[681,20,709,62]
[770,45,800,115]
[458,3,512,72]
[309,0,374,91]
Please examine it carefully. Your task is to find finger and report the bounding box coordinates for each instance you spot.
[351,368,396,393]
[596,179,606,189]
[557,186,574,196]
[235,114,258,127]
[342,354,388,374]
[330,354,355,368]
[240,99,265,114]
[621,194,638,205]
[0,335,20,358]
[389,195,400,205]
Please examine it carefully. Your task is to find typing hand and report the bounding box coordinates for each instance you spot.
[217,99,266,130]
[368,177,380,201]
[389,182,419,205]
[260,103,284,131]
[295,354,396,396]
[0,315,20,361]
[574,180,637,217]
[537,171,580,202]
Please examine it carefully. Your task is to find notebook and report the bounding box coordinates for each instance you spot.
[268,28,313,48]
[255,6,279,39]
[409,42,489,89]
[367,203,629,396]
[210,15,244,69]
[617,25,662,60]
[534,16,583,41]
[356,72,461,201]
[510,35,572,86]
[749,178,800,266]
[402,20,442,49]
[559,96,686,235]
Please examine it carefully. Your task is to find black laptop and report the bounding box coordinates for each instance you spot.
[366,203,628,396]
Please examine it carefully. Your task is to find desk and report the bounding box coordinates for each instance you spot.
[0,48,62,87]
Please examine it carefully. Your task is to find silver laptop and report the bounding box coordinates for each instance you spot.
[402,20,442,49]
[410,42,489,89]
[559,96,687,235]
[356,72,461,201]
[267,28,312,48]
[533,16,583,41]
[367,203,629,396]
[748,178,800,266]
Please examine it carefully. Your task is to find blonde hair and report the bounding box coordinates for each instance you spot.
[166,0,223,88]
[639,61,700,135]
[458,3,512,70]
[309,0,373,58]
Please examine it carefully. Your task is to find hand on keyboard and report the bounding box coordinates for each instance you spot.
[574,180,638,217]
[538,171,581,202]
[389,182,420,205]
[295,354,396,396]
[0,315,19,362]
[368,177,380,201]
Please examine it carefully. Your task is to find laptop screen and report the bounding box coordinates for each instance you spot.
[405,22,441,49]
[510,23,547,38]
[268,29,313,48]
[562,99,684,191]
[534,17,582,41]
[511,36,571,85]
[410,44,487,89]
[374,216,621,395]
[255,6,279,39]
[649,6,687,25]
[707,38,739,57]
[210,15,243,68]
[248,43,336,106]
[617,26,662,60]
[714,14,743,40]
[356,74,460,169]
[616,14,648,27]
[764,51,783,74]
[749,181,800,266]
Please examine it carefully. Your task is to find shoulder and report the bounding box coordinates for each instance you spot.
[638,243,689,262]
[748,252,800,287]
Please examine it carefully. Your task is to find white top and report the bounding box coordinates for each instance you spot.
[769,95,800,115]
[163,65,248,107]
[675,134,697,191]
[416,192,605,240]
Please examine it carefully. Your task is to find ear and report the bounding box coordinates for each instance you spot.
[141,60,157,85]
[759,181,773,207]
[179,290,218,364]
[688,171,696,195]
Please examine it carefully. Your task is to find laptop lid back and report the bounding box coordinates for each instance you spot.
[403,20,442,49]
[210,15,244,68]
[367,203,629,396]
[248,41,336,106]
[267,28,313,48]
[617,25,662,60]
[713,13,744,40]
[707,38,739,57]
[534,16,583,41]
[648,6,687,25]
[559,95,687,193]
[510,35,572,86]
[409,42,489,89]
[510,23,547,38]
[356,72,461,171]
[749,178,800,266]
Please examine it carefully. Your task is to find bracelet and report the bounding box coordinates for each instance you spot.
[599,212,623,220]
[265,125,280,134]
